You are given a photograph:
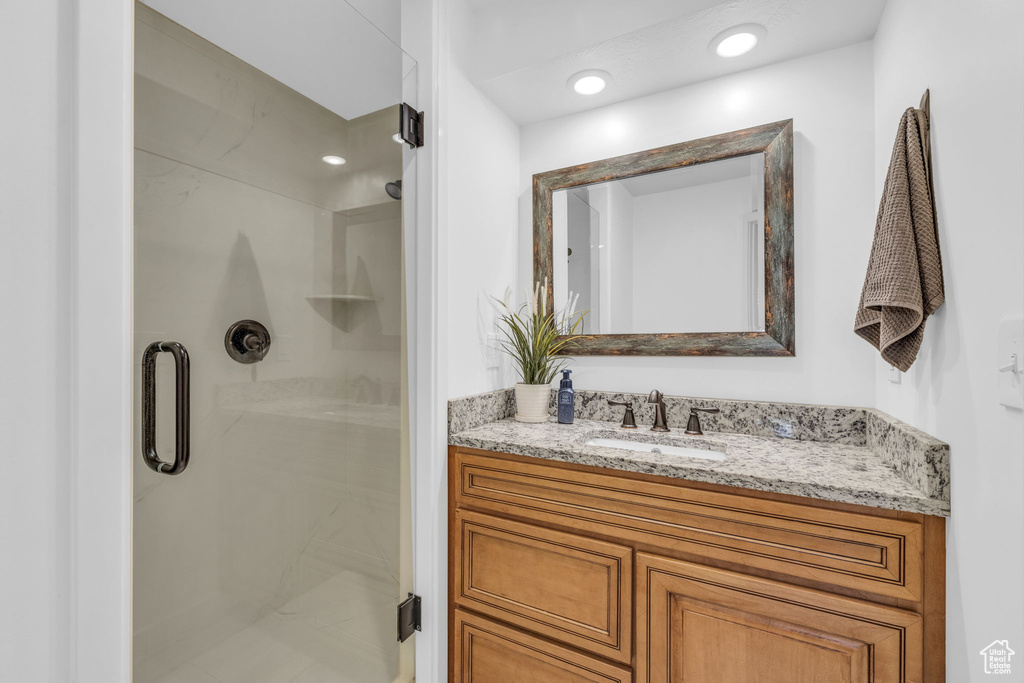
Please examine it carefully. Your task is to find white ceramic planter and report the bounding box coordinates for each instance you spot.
[514,383,551,423]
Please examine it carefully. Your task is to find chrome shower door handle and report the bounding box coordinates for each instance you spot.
[142,341,191,475]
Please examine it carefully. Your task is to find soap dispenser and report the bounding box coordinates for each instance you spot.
[557,369,575,424]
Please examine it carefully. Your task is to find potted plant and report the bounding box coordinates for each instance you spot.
[495,281,586,423]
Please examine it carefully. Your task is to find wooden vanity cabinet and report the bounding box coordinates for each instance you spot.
[449,446,945,683]
[453,610,632,683]
[637,554,922,682]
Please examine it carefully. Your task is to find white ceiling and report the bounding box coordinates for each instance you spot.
[456,0,730,83]
[455,0,888,125]
[140,0,406,121]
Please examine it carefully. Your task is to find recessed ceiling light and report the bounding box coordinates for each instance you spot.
[568,70,611,96]
[321,155,346,165]
[392,133,405,144]
[709,24,766,58]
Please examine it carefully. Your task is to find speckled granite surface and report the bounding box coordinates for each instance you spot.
[557,390,868,444]
[448,389,950,517]
[448,388,515,434]
[866,409,950,501]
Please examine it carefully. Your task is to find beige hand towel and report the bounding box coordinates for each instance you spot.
[855,107,944,371]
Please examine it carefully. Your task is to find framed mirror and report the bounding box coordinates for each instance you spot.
[534,119,794,356]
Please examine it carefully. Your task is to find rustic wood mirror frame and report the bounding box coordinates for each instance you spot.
[534,119,795,357]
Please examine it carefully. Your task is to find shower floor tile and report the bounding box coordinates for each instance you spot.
[149,570,398,683]
[148,664,223,683]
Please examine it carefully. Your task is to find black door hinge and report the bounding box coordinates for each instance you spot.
[397,593,422,642]
[399,103,424,148]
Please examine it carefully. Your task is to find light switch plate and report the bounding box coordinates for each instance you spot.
[998,314,1023,410]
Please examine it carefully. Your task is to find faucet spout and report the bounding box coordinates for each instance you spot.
[647,390,670,432]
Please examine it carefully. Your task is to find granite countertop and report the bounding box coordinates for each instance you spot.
[449,414,950,517]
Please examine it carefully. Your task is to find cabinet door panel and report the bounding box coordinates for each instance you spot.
[455,510,632,663]
[636,553,922,683]
[454,610,632,683]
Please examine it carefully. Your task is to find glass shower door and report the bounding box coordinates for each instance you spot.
[132,4,414,682]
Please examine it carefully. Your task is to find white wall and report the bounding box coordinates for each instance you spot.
[873,0,1024,679]
[519,42,878,406]
[2,0,134,680]
[445,63,520,398]
[0,1,72,679]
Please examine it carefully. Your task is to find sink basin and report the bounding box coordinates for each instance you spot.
[585,437,725,461]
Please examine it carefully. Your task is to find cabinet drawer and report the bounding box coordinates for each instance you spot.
[454,449,923,601]
[636,553,922,683]
[454,510,632,663]
[453,610,632,683]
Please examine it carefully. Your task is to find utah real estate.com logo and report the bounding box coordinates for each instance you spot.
[980,640,1015,675]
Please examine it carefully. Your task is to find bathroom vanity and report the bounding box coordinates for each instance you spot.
[447,390,949,682]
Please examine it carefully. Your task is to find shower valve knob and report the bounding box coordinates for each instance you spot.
[225,320,271,364]
[243,334,264,351]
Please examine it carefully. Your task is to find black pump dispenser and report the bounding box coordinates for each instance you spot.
[557,370,574,424]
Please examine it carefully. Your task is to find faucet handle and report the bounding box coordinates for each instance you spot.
[607,399,638,429]
[684,407,720,435]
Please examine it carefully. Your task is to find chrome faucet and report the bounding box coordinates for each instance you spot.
[647,390,670,432]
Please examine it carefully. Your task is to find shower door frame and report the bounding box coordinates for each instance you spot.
[68,1,445,682]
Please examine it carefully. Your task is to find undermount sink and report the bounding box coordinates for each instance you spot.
[585,437,726,461]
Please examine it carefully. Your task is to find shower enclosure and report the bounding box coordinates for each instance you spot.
[132,4,415,682]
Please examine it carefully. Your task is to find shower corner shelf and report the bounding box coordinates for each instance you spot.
[306,294,380,302]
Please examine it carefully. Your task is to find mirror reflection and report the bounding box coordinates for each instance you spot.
[552,153,766,335]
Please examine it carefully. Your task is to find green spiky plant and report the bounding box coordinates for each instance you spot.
[495,281,587,385]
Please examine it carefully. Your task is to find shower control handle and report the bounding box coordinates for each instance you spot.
[141,341,191,475]
[224,319,271,364]
[243,333,265,352]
